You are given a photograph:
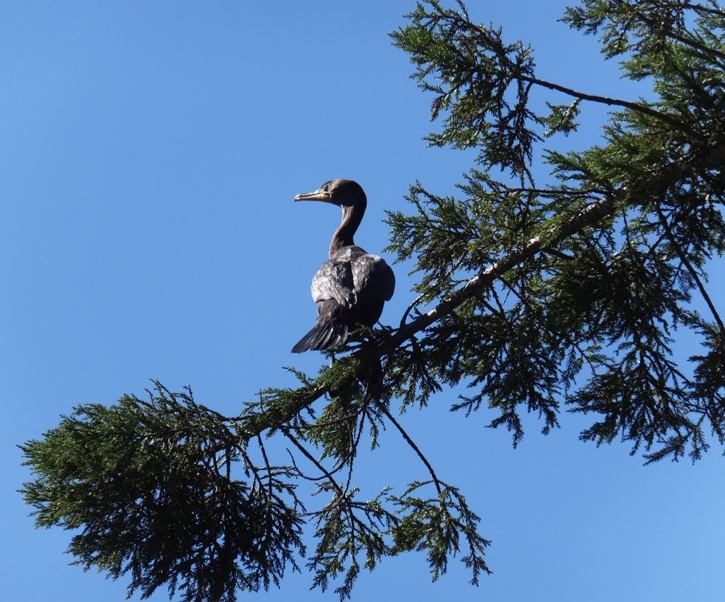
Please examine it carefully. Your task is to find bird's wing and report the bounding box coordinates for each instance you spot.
[311,259,356,307]
[351,254,396,302]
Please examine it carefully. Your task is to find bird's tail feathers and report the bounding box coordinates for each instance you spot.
[291,322,349,353]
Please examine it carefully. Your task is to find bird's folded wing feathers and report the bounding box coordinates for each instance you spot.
[352,254,396,302]
[311,260,355,307]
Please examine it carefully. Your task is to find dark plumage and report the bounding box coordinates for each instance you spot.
[292,179,395,353]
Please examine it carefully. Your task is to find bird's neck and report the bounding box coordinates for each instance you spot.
[329,205,363,256]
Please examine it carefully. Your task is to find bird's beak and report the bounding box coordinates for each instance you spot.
[294,189,332,203]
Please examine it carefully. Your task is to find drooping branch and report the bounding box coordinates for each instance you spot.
[376,403,443,496]
[654,204,725,334]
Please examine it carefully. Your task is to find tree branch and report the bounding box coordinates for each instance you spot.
[525,75,703,139]
[384,193,617,352]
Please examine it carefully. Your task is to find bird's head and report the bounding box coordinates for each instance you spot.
[294,179,367,209]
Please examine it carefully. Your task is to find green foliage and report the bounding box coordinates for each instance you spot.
[390,0,541,177]
[307,486,395,598]
[387,0,725,461]
[20,1,725,600]
[541,100,581,138]
[390,482,491,585]
[21,383,305,602]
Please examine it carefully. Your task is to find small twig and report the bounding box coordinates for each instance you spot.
[280,425,347,497]
[255,433,275,497]
[399,294,425,329]
[375,403,443,496]
[654,205,725,333]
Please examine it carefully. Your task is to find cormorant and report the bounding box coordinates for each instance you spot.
[291,179,395,353]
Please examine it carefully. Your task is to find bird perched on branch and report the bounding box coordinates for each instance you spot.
[292,179,395,353]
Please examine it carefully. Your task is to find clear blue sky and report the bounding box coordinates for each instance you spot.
[2,1,724,601]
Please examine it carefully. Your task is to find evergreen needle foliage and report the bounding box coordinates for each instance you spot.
[21,1,725,599]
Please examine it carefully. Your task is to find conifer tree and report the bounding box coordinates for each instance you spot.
[21,1,725,600]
